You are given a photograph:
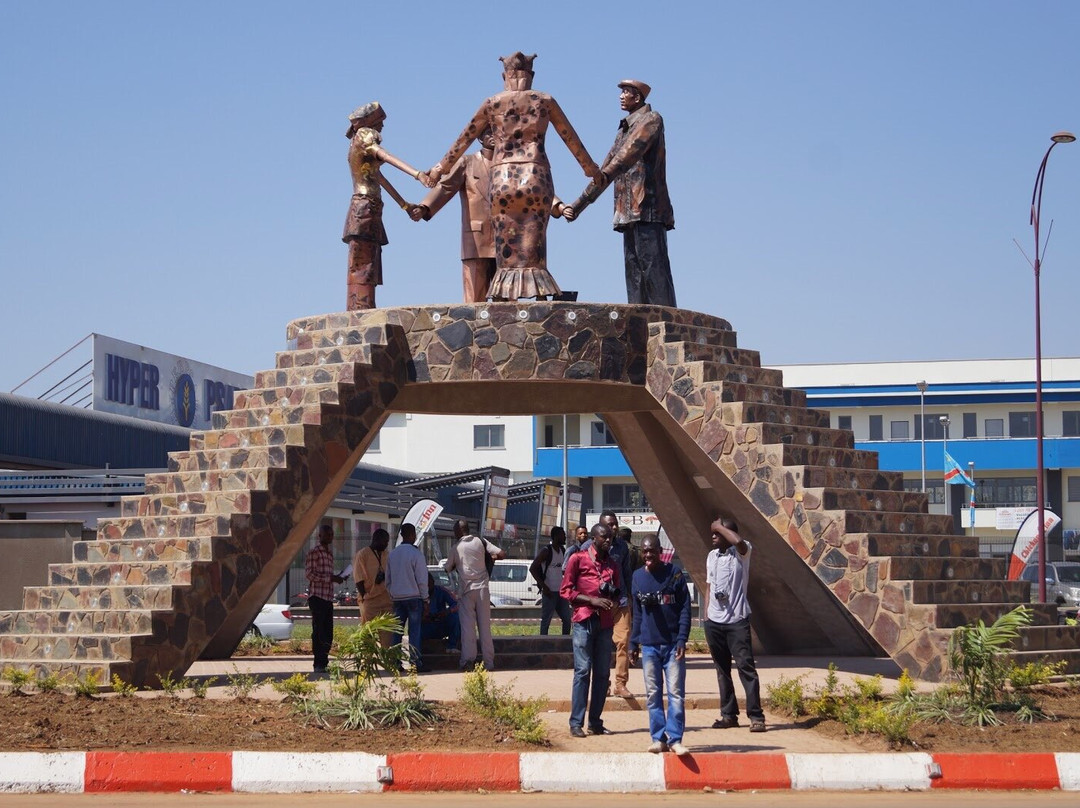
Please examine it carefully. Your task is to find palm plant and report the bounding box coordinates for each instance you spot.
[947,605,1032,725]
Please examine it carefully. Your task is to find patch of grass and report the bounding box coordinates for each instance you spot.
[459,664,548,744]
[765,674,808,718]
[271,672,318,701]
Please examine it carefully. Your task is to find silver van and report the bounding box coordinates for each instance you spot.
[1020,562,1080,607]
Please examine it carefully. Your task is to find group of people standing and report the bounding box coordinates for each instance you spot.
[306,509,766,754]
[343,51,677,309]
[530,511,767,752]
[305,518,503,675]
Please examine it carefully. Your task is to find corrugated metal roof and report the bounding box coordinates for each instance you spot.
[0,392,190,469]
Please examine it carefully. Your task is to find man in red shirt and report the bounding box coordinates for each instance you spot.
[561,523,621,738]
[304,524,343,673]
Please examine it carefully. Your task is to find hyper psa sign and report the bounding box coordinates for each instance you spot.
[91,334,253,430]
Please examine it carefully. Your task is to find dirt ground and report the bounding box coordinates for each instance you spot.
[2,687,1079,753]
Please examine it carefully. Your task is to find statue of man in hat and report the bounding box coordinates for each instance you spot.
[564,80,677,308]
[343,101,432,311]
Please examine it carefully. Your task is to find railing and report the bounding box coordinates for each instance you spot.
[0,468,150,502]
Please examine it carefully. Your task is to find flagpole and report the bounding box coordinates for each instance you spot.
[968,460,976,538]
[940,416,950,520]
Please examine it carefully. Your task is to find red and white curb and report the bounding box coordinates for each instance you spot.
[2,751,1079,793]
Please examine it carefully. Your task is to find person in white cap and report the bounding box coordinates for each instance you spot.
[564,80,677,308]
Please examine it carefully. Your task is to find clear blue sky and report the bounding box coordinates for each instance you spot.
[2,1,1078,394]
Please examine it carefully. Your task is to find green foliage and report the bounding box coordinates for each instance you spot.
[332,614,406,699]
[765,674,808,718]
[808,663,843,719]
[157,672,185,697]
[72,670,101,697]
[2,666,34,695]
[226,667,261,700]
[111,674,137,696]
[894,670,918,703]
[287,637,306,654]
[188,676,216,698]
[947,605,1031,710]
[237,631,276,655]
[459,664,548,744]
[1008,660,1067,690]
[271,672,318,701]
[37,670,63,693]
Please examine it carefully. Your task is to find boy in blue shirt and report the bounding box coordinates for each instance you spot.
[630,534,692,755]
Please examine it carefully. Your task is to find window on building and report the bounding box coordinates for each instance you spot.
[601,483,649,511]
[590,419,618,446]
[868,414,883,441]
[473,424,505,449]
[903,479,945,505]
[975,477,1037,507]
[1068,477,1080,502]
[837,415,852,431]
[543,423,555,448]
[890,420,910,440]
[914,414,946,440]
[1064,411,1080,437]
[1009,411,1037,438]
[963,412,977,439]
[985,418,1004,438]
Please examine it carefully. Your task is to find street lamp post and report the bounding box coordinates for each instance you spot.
[1030,131,1075,603]
[917,380,928,493]
[940,415,950,515]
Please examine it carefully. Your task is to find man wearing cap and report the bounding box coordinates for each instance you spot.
[564,80,676,308]
[343,101,430,310]
[408,127,496,303]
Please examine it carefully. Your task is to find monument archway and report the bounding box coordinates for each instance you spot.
[3,302,1074,686]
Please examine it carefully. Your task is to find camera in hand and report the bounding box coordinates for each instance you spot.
[374,570,385,585]
[714,589,729,604]
[598,580,621,600]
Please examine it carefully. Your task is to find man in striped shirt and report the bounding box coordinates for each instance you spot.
[305,524,343,674]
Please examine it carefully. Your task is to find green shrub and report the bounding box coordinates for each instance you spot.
[188,676,216,698]
[226,667,261,700]
[765,674,807,718]
[332,615,406,699]
[72,670,101,697]
[271,672,318,700]
[111,674,137,696]
[37,670,63,693]
[460,664,548,744]
[2,666,34,695]
[1008,660,1067,690]
[157,672,184,697]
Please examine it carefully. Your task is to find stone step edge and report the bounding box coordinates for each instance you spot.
[1,750,1076,793]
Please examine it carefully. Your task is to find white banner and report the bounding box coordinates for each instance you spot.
[400,498,443,547]
[92,334,252,430]
[1007,509,1062,579]
[584,511,662,530]
[995,507,1037,531]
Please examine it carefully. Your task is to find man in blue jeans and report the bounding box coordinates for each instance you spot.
[630,534,692,755]
[704,518,766,732]
[385,522,430,672]
[560,523,621,738]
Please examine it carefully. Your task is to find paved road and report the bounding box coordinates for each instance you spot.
[1,792,1076,807]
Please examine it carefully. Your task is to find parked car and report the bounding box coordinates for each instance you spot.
[1020,562,1080,607]
[249,604,293,640]
[430,563,528,607]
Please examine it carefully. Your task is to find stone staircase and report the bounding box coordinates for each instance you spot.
[643,317,1079,679]
[1,302,1076,686]
[0,323,411,687]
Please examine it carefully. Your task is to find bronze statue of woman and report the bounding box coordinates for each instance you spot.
[428,52,600,301]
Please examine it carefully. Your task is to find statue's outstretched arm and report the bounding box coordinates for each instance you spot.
[547,99,601,181]
[429,102,487,183]
[373,146,432,187]
[379,174,412,213]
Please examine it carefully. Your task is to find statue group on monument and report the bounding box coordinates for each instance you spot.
[343,52,676,310]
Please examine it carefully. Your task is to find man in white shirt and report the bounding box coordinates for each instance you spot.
[704,518,766,732]
[445,518,504,670]
[385,522,430,672]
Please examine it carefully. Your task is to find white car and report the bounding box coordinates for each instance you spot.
[431,562,529,607]
[250,604,293,640]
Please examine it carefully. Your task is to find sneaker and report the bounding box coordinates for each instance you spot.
[647,740,668,754]
[749,720,767,733]
[668,741,690,757]
[711,716,739,729]
[612,684,633,698]
[570,726,586,738]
